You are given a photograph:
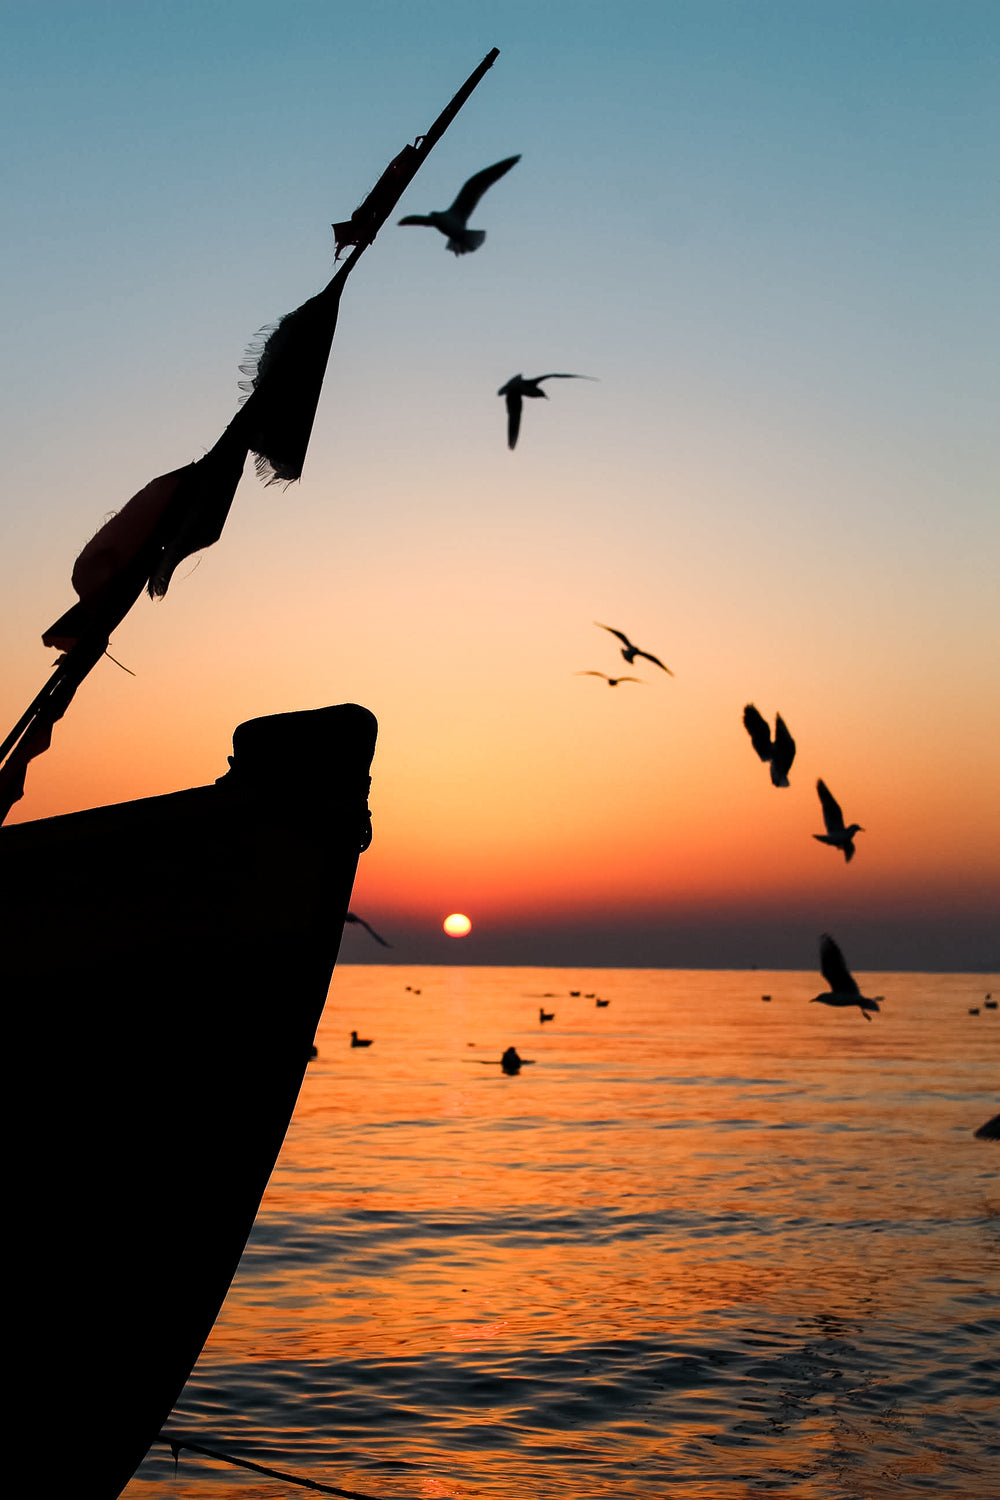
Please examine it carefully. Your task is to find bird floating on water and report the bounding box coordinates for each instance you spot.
[813,780,865,863]
[498,373,595,450]
[811,934,880,1021]
[594,623,673,675]
[398,155,520,255]
[576,671,644,687]
[345,911,392,947]
[743,704,796,787]
[539,1007,555,1023]
[595,998,610,1008]
[350,1030,373,1048]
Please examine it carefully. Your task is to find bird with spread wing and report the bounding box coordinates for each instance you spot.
[813,780,865,862]
[498,373,595,449]
[594,623,673,675]
[811,934,880,1020]
[345,912,392,948]
[742,704,796,787]
[576,671,644,687]
[398,155,520,254]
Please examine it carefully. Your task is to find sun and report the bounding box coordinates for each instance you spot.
[443,913,472,937]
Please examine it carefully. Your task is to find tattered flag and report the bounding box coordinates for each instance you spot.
[235,281,343,486]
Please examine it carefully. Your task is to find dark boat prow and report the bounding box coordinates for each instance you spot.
[3,702,377,1497]
[0,45,506,1494]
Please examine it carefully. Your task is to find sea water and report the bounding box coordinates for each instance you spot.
[125,967,999,1499]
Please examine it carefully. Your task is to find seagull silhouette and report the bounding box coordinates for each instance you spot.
[345,911,392,947]
[576,671,644,687]
[398,155,520,254]
[350,1030,374,1048]
[594,623,673,674]
[810,934,880,1021]
[743,704,796,787]
[539,1007,555,1023]
[813,780,865,862]
[498,373,595,449]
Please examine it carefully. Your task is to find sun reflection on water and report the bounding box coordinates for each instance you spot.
[125,967,998,1499]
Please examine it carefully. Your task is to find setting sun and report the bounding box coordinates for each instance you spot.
[443,913,472,938]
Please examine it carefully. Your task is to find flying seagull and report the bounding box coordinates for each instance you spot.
[498,373,595,449]
[594,623,673,675]
[345,911,392,947]
[811,934,880,1021]
[576,671,644,687]
[813,780,865,862]
[742,704,796,787]
[398,155,520,255]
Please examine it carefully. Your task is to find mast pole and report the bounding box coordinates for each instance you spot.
[0,48,500,824]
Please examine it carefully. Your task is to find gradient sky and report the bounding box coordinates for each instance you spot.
[2,2,997,969]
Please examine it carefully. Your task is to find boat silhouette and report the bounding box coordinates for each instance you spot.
[4,705,375,1497]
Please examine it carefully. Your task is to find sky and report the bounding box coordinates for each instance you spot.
[1,1,997,970]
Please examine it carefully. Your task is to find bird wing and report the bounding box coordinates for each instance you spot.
[534,373,596,383]
[634,648,674,675]
[505,389,523,449]
[595,622,633,649]
[742,703,772,761]
[816,779,845,835]
[819,934,859,995]
[773,714,796,776]
[576,671,609,678]
[345,912,392,947]
[449,155,520,220]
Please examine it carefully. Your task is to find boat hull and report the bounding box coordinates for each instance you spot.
[2,703,377,1497]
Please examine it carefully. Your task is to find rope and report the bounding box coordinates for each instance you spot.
[157,1432,398,1499]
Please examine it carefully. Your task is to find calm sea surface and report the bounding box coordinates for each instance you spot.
[126,967,999,1499]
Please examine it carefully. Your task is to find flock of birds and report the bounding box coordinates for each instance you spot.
[360,154,996,1127]
[343,984,617,1071]
[579,619,866,872]
[396,155,594,450]
[740,701,866,864]
[395,153,870,886]
[337,971,994,1132]
[396,158,868,868]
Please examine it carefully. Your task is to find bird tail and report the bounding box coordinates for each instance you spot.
[447,229,486,255]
